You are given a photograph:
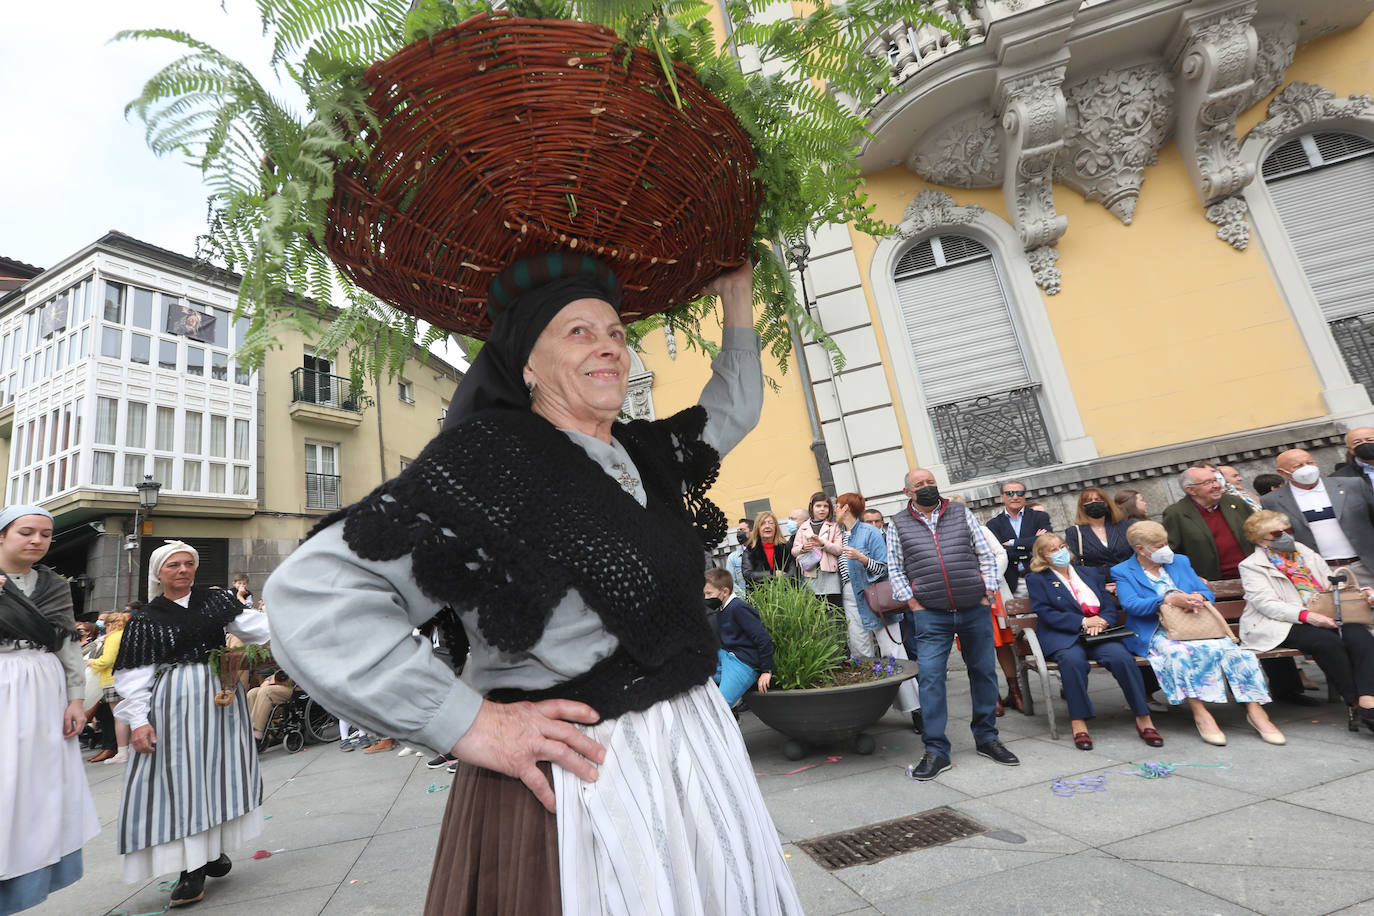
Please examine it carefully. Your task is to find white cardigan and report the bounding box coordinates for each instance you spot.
[1237,544,1374,651]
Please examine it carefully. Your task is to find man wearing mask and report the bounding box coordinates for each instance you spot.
[1331,427,1374,493]
[1167,466,1309,704]
[782,508,808,554]
[985,481,1051,597]
[1264,448,1374,586]
[887,468,1018,780]
[725,518,752,594]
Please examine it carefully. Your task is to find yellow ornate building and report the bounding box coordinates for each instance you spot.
[645,0,1374,529]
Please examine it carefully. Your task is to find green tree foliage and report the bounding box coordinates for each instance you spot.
[120,0,954,378]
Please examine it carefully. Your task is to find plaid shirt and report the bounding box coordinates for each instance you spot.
[886,500,1000,604]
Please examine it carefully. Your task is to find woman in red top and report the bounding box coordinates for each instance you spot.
[741,512,798,585]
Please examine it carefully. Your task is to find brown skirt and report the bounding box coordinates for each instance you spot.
[424,761,561,916]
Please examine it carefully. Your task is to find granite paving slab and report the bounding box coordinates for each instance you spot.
[1281,771,1374,825]
[1136,862,1374,916]
[779,843,870,916]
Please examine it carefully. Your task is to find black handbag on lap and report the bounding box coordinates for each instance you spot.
[1081,625,1134,647]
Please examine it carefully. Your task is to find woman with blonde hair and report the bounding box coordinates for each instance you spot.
[1112,521,1282,746]
[1064,487,1134,570]
[1238,510,1374,734]
[741,510,797,585]
[87,612,132,764]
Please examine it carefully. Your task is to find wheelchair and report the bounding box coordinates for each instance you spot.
[256,686,340,754]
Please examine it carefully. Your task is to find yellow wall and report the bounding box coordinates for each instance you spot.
[636,309,823,522]
[852,20,1374,460]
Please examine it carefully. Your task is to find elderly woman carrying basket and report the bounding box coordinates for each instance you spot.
[266,253,802,914]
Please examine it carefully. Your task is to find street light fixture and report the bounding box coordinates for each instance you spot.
[129,474,162,602]
[137,474,162,511]
[784,232,815,317]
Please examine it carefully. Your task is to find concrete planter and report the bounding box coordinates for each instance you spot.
[746,658,918,760]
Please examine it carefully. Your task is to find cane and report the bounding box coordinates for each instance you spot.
[1328,570,1348,631]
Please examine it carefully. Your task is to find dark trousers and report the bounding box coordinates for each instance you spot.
[95,700,117,750]
[907,605,1000,758]
[1279,623,1374,705]
[1050,641,1150,721]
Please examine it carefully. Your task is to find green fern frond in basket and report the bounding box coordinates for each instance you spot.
[119,0,956,378]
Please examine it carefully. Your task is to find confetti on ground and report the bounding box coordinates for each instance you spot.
[263,814,272,820]
[754,755,842,777]
[1051,761,1233,797]
[426,783,450,793]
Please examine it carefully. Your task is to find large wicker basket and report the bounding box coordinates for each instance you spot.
[325,13,762,337]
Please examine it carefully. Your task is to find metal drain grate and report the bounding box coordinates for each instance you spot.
[797,808,989,869]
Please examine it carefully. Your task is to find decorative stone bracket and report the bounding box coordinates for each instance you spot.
[892,188,985,240]
[1167,2,1259,249]
[995,66,1069,292]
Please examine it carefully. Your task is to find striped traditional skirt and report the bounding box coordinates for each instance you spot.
[426,682,802,915]
[117,662,263,882]
[0,648,100,914]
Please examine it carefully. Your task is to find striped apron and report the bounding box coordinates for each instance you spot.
[117,662,262,878]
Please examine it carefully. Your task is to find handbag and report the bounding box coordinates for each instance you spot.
[798,547,823,573]
[862,579,906,615]
[1081,625,1134,646]
[1158,599,1234,641]
[1305,566,1373,626]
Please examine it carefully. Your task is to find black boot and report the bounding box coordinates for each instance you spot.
[170,867,206,907]
[203,854,232,878]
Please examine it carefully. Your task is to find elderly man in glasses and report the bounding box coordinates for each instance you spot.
[985,481,1052,599]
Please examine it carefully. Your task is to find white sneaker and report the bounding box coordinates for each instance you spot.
[104,754,128,765]
[397,747,417,757]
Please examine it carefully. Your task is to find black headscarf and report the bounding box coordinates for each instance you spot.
[444,252,622,431]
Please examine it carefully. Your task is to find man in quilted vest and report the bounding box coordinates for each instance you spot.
[887,468,1022,780]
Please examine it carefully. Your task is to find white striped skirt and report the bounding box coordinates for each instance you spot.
[117,662,263,882]
[555,682,803,915]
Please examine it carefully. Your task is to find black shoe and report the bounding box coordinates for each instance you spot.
[976,739,1020,766]
[910,710,924,734]
[908,753,951,781]
[169,868,206,907]
[446,760,459,774]
[1279,693,1322,707]
[425,753,456,770]
[1360,707,1374,734]
[203,854,231,878]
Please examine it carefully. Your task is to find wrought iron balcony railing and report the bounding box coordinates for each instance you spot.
[928,386,1058,483]
[291,368,363,413]
[305,471,341,510]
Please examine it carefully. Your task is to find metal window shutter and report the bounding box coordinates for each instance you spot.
[1266,153,1374,322]
[894,255,1030,405]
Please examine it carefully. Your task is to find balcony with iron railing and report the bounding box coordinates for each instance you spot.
[929,385,1058,483]
[289,368,366,428]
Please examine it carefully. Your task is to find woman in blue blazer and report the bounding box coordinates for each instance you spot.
[1027,533,1160,750]
[1111,520,1283,747]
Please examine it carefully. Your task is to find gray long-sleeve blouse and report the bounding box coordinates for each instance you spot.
[265,327,763,755]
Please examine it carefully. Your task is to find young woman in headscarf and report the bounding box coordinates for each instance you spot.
[112,540,270,908]
[0,505,100,915]
[266,254,802,915]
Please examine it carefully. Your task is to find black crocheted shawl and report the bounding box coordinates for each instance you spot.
[0,564,78,651]
[115,587,245,670]
[316,405,729,719]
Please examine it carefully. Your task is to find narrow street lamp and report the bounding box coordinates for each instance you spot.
[129,474,162,601]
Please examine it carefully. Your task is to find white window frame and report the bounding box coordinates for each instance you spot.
[1241,110,1374,418]
[867,200,1095,487]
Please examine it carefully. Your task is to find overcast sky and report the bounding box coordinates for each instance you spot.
[1,1,468,366]
[1,1,282,269]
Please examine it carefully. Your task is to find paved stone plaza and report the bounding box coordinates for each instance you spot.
[32,662,1374,915]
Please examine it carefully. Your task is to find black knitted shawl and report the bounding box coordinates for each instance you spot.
[114,587,245,670]
[316,405,729,719]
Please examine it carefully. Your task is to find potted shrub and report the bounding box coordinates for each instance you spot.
[745,576,917,760]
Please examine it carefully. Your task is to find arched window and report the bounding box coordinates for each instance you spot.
[1262,130,1374,396]
[893,233,1057,482]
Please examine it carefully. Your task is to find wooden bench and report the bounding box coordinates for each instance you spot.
[1006,578,1320,739]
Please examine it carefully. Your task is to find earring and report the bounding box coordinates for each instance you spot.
[524,379,534,397]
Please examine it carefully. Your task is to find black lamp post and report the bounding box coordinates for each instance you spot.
[785,233,814,315]
[781,232,834,493]
[130,474,162,600]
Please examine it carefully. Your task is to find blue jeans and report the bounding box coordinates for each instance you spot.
[908,605,1001,758]
[713,649,757,706]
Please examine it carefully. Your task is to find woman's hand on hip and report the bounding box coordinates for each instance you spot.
[62,699,85,739]
[132,724,158,754]
[452,698,606,814]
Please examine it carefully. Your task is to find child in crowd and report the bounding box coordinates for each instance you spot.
[703,568,775,705]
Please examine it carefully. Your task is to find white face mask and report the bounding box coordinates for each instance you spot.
[1290,465,1321,486]
[1149,545,1174,564]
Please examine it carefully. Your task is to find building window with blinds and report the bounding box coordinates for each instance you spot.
[893,234,1057,482]
[1262,130,1374,398]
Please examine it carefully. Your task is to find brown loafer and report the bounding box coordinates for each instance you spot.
[1137,726,1164,748]
[1072,731,1093,751]
[87,749,116,763]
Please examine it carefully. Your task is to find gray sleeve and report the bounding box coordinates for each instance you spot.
[264,524,480,756]
[698,326,763,457]
[57,637,85,701]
